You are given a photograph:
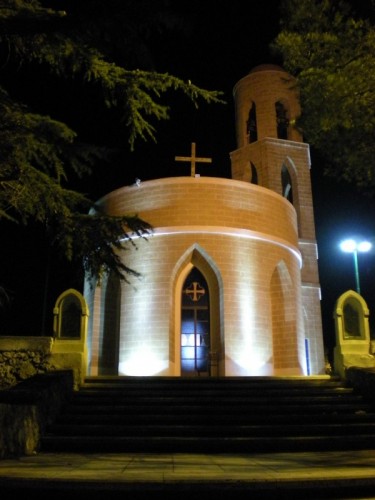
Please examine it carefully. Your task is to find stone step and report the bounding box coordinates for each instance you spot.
[59,411,375,425]
[48,422,375,437]
[41,376,375,454]
[76,388,353,398]
[82,375,344,389]
[62,401,373,414]
[69,393,363,403]
[41,433,375,454]
[73,385,354,396]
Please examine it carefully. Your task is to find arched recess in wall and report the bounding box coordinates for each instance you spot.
[270,261,300,374]
[99,271,121,375]
[243,161,259,185]
[171,244,224,376]
[53,288,88,339]
[251,162,258,185]
[275,99,290,139]
[246,101,258,143]
[281,164,293,202]
[281,156,301,235]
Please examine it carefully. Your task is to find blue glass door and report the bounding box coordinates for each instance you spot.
[181,268,210,376]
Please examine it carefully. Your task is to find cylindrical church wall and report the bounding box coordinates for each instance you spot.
[94,177,303,376]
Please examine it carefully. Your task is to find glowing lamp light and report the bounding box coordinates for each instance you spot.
[119,346,167,376]
[358,241,372,253]
[340,239,357,253]
[339,238,372,294]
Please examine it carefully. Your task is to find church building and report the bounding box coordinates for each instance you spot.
[84,64,326,377]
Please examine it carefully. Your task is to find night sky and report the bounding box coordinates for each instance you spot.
[1,0,375,358]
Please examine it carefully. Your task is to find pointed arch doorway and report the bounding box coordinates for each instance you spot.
[181,267,210,376]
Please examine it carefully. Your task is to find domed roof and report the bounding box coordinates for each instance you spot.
[249,64,287,74]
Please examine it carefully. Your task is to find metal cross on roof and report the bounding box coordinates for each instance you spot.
[175,142,212,177]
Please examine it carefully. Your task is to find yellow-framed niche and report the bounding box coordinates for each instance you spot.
[333,290,375,379]
[51,288,89,387]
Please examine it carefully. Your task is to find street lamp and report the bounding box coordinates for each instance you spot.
[339,239,372,294]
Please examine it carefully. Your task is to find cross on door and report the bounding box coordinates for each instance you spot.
[184,281,206,302]
[175,142,212,177]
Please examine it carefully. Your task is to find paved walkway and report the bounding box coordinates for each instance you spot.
[1,449,375,498]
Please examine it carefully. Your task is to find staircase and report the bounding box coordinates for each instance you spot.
[41,376,375,454]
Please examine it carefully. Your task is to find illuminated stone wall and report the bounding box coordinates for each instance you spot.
[0,337,53,389]
[230,65,324,375]
[87,177,307,376]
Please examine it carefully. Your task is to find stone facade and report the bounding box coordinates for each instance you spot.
[0,337,53,389]
[0,370,74,458]
[0,334,85,391]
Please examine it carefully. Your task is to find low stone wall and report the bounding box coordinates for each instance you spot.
[0,336,85,458]
[0,370,74,458]
[0,337,54,389]
[0,336,85,390]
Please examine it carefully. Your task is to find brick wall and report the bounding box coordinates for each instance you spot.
[85,64,326,377]
[86,176,317,376]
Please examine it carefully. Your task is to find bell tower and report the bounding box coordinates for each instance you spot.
[230,64,325,374]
